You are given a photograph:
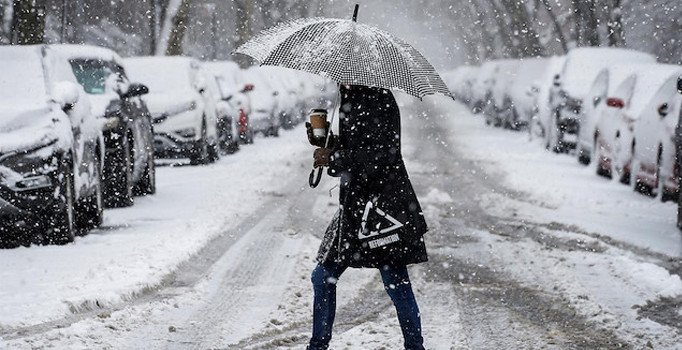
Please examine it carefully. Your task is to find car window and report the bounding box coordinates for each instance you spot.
[69,59,116,95]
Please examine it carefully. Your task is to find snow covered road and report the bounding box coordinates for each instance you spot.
[3,97,682,349]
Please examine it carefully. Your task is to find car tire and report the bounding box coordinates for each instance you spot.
[44,160,76,245]
[104,131,134,208]
[190,120,210,165]
[75,161,104,232]
[134,155,156,196]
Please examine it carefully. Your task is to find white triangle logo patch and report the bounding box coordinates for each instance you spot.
[357,200,404,240]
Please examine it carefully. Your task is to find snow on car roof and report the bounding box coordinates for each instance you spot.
[50,44,124,67]
[509,57,550,102]
[124,56,199,93]
[561,47,656,99]
[624,64,682,118]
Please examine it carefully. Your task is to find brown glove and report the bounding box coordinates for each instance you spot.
[313,148,332,168]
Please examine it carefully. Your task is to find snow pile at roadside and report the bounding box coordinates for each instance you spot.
[444,101,681,257]
[0,128,310,330]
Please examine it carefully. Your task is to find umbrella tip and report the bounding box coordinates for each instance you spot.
[352,4,359,22]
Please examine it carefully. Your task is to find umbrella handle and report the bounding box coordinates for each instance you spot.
[309,167,323,188]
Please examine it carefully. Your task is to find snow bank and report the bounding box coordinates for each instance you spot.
[445,102,681,257]
[0,126,311,329]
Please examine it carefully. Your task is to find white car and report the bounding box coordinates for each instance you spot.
[547,48,656,152]
[204,61,255,145]
[577,65,643,165]
[630,65,682,201]
[125,57,220,165]
[508,57,550,130]
[0,45,104,245]
[595,64,682,186]
[471,60,500,115]
[242,67,281,137]
[489,60,521,129]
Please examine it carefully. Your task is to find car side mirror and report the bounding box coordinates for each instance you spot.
[677,77,682,94]
[122,83,149,99]
[658,103,670,118]
[52,81,80,111]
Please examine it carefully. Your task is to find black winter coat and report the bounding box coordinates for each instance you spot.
[316,85,428,268]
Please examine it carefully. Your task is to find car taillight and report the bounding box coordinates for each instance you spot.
[239,109,248,133]
[607,97,625,109]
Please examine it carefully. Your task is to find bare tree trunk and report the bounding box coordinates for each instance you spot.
[165,0,190,56]
[233,0,253,66]
[606,0,626,46]
[500,0,544,57]
[572,0,600,46]
[484,0,518,58]
[540,0,569,53]
[11,0,46,44]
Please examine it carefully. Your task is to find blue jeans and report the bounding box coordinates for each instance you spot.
[308,262,425,350]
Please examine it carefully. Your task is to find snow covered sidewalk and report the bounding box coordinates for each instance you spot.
[0,127,311,331]
[445,102,682,257]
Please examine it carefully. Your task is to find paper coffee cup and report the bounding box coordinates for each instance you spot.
[309,109,328,138]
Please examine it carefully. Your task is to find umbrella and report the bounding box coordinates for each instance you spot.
[235,5,452,100]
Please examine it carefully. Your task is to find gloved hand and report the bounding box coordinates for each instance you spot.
[313,148,332,168]
[306,122,337,148]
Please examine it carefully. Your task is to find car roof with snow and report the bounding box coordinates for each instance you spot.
[50,44,124,67]
[560,47,656,99]
[626,64,682,118]
[124,56,200,93]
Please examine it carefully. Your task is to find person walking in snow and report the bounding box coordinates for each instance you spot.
[306,84,428,350]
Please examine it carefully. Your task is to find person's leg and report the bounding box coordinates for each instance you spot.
[379,265,425,350]
[308,261,347,350]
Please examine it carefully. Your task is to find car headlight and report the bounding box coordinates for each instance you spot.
[0,140,59,177]
[15,175,52,191]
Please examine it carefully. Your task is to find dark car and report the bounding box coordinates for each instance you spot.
[0,45,105,246]
[53,45,156,207]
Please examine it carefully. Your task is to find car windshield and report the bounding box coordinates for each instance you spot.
[69,59,115,95]
[0,48,48,106]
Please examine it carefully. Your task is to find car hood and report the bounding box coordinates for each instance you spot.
[142,91,198,118]
[0,105,72,156]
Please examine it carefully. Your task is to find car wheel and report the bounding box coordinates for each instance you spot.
[190,120,210,165]
[104,131,134,208]
[208,141,220,163]
[44,161,76,245]
[75,160,104,232]
[134,155,156,196]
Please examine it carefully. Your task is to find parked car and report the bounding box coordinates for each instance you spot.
[125,57,220,165]
[472,60,500,115]
[595,64,681,187]
[577,65,641,165]
[508,57,550,131]
[242,67,281,137]
[529,56,567,143]
[0,45,104,246]
[630,65,682,201]
[202,67,240,154]
[204,61,254,145]
[547,48,655,153]
[52,45,155,207]
[443,65,478,106]
[490,60,521,129]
